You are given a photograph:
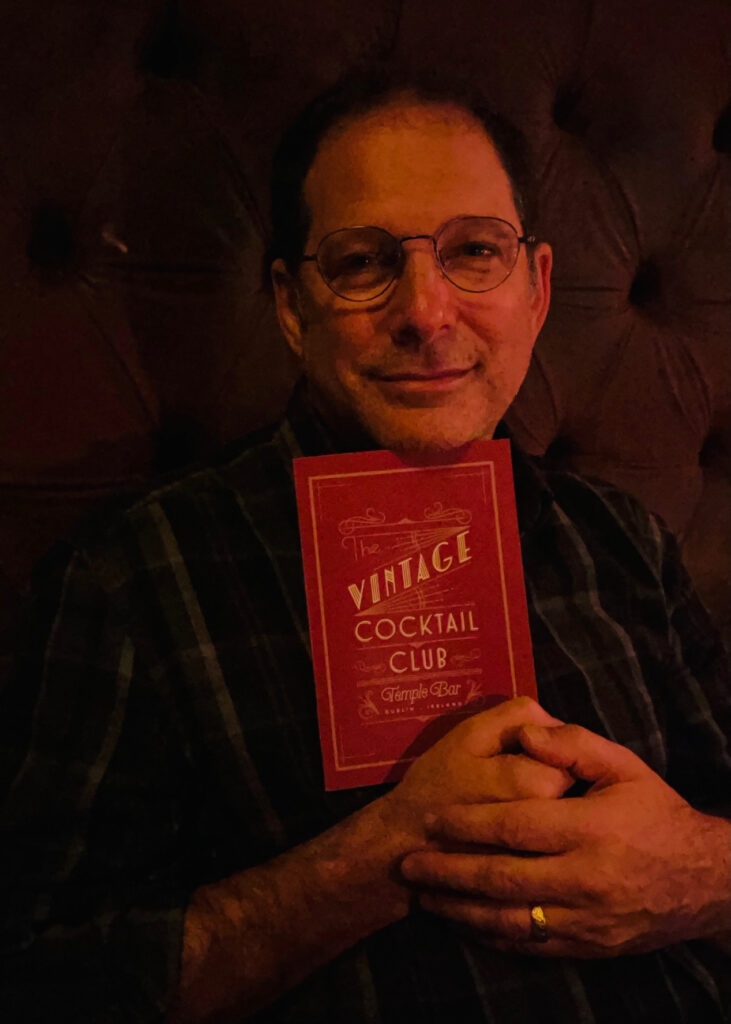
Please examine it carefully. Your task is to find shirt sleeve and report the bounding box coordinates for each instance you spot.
[0,541,192,1023]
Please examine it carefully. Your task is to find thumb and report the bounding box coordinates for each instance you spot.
[518,723,649,789]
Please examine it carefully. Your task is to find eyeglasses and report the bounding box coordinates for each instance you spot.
[300,215,536,302]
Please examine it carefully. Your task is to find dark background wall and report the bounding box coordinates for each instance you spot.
[1,0,729,669]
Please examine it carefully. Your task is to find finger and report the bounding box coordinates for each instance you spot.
[462,697,564,758]
[401,848,574,904]
[421,898,637,960]
[417,896,627,959]
[424,800,576,852]
[476,753,574,802]
[418,893,572,947]
[518,724,650,789]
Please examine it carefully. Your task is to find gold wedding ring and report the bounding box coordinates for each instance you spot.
[529,904,549,942]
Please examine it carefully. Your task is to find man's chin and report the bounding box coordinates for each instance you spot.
[363,410,495,457]
[310,385,496,455]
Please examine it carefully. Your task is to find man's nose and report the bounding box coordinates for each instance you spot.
[385,244,455,346]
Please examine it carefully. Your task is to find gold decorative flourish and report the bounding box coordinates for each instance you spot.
[354,660,386,674]
[451,648,481,667]
[338,509,387,535]
[422,502,472,525]
[358,691,380,720]
[464,679,484,703]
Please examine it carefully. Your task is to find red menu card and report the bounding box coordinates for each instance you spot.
[294,441,536,790]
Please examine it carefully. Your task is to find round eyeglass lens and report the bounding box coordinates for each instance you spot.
[437,217,520,292]
[317,227,400,300]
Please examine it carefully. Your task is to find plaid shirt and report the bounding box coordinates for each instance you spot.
[2,386,730,1023]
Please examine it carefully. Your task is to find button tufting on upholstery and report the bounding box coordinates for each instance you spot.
[699,432,728,468]
[139,0,199,79]
[712,103,731,154]
[628,261,662,307]
[27,204,76,276]
[552,86,588,137]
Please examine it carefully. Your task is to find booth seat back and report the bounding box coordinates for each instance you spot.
[1,0,729,666]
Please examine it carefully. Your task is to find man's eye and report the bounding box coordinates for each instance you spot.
[459,242,499,258]
[329,253,377,279]
[334,250,397,278]
[342,251,379,268]
[440,241,501,268]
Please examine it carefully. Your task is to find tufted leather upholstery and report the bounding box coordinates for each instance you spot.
[1,0,729,663]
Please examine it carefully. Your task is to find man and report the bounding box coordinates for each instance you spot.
[1,70,730,1023]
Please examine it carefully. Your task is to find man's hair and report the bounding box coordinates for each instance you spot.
[268,64,538,276]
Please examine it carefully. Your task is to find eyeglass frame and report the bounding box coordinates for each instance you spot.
[299,215,537,302]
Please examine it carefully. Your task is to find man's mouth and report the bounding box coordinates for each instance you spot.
[370,365,477,392]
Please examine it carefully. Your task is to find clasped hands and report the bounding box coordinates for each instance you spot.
[383,697,730,958]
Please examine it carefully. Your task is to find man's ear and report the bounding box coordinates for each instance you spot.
[528,242,552,337]
[271,258,305,358]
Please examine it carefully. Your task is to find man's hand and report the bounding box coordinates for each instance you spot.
[168,697,571,1022]
[379,697,573,848]
[400,723,731,957]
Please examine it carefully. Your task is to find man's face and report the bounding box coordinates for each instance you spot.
[272,99,552,454]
